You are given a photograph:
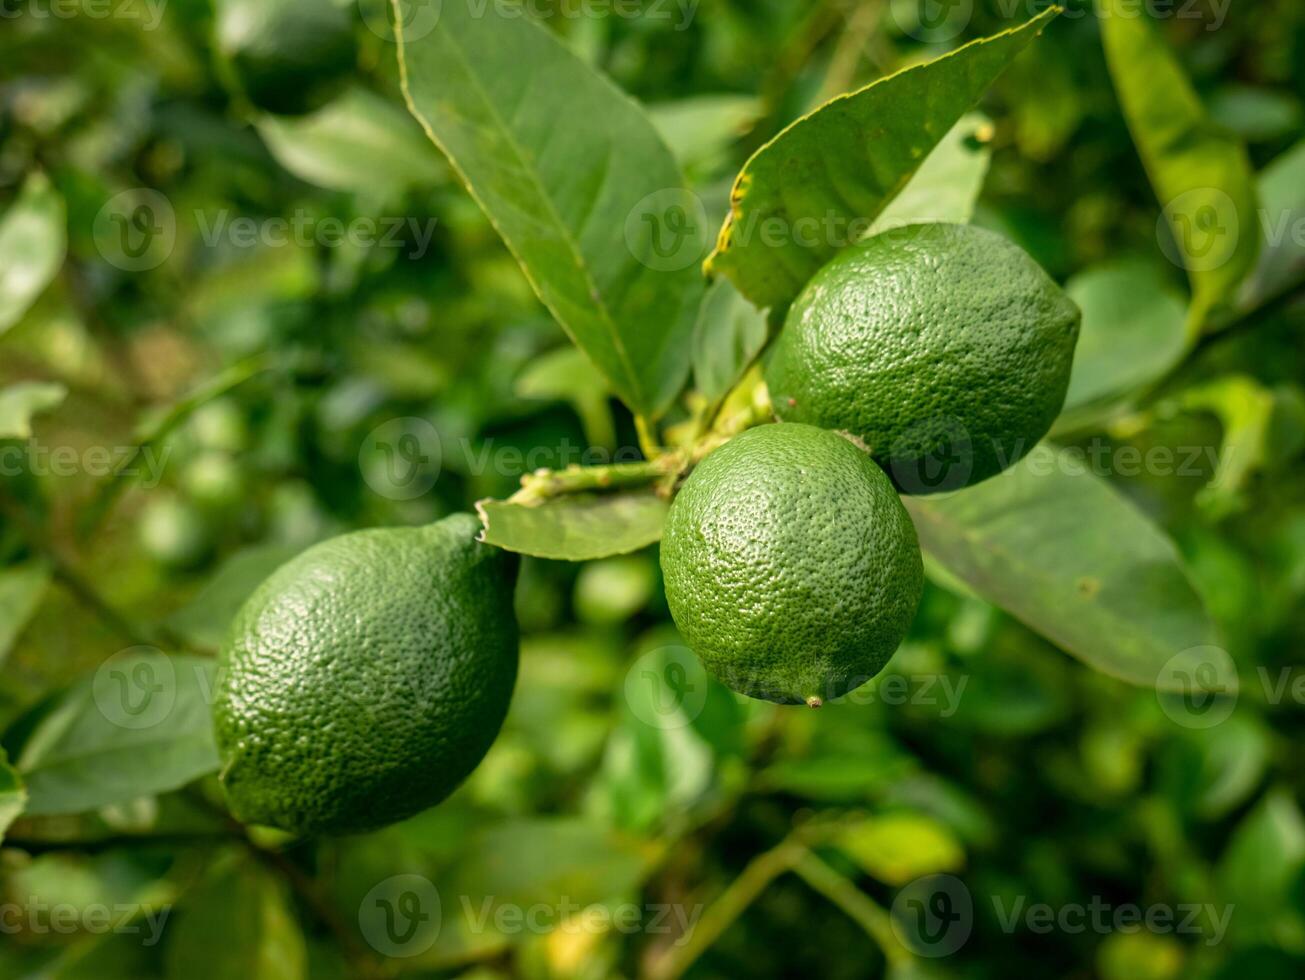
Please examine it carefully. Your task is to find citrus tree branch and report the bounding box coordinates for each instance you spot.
[788,845,913,966]
[646,837,805,980]
[508,456,681,505]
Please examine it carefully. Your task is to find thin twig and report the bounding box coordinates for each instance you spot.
[0,488,160,647]
[646,837,804,980]
[789,845,912,966]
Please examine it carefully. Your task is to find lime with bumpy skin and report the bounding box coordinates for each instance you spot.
[660,423,923,705]
[764,223,1081,494]
[213,513,518,835]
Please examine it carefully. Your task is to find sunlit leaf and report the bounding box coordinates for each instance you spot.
[869,113,993,234]
[835,811,965,886]
[1098,0,1260,331]
[0,560,52,666]
[255,86,446,195]
[649,94,762,179]
[0,172,66,334]
[0,747,25,844]
[0,381,67,439]
[1178,375,1305,520]
[477,490,669,561]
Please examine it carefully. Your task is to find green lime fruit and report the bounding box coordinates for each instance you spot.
[213,513,519,835]
[660,423,923,705]
[764,223,1081,494]
[138,497,210,568]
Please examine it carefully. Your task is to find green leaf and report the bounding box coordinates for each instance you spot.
[1097,932,1186,980]
[905,448,1220,687]
[1178,375,1303,520]
[757,735,919,802]
[691,279,769,404]
[1238,139,1305,315]
[599,641,717,832]
[396,0,706,418]
[704,10,1056,311]
[1098,0,1260,331]
[649,94,762,179]
[0,381,67,439]
[12,652,220,815]
[0,559,51,666]
[1160,713,1270,820]
[165,859,307,980]
[1061,262,1188,412]
[835,811,965,886]
[1208,85,1303,144]
[447,817,653,912]
[515,347,616,450]
[254,86,447,195]
[0,172,66,334]
[164,543,302,651]
[869,113,993,234]
[0,746,25,844]
[1216,788,1305,947]
[477,490,669,561]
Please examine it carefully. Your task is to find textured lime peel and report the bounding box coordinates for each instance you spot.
[661,423,923,705]
[765,223,1081,493]
[212,513,519,835]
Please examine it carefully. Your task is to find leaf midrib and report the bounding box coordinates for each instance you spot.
[908,488,1200,687]
[396,14,647,410]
